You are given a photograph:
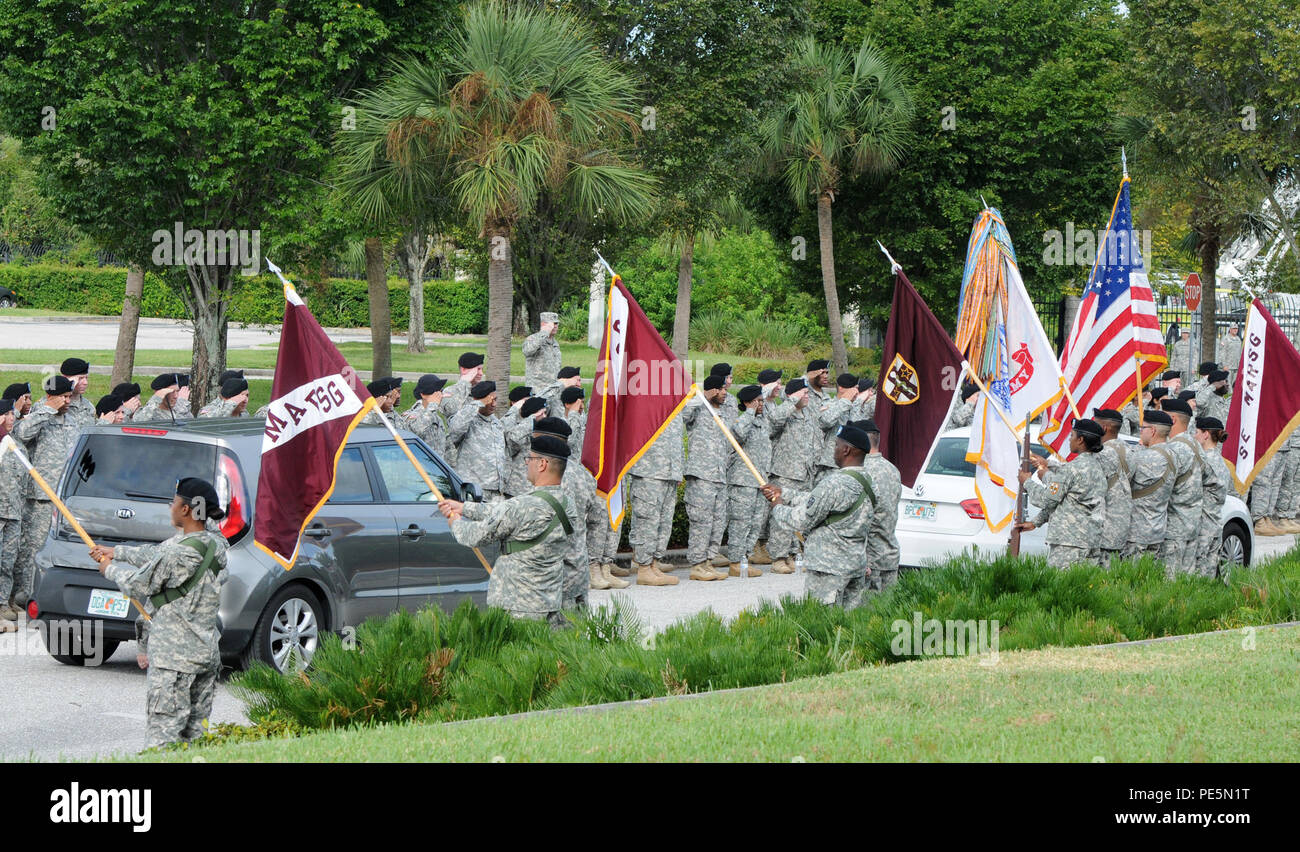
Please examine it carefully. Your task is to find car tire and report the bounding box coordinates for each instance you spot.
[242,584,325,673]
[41,623,120,666]
[0,297,13,308]
[1219,520,1251,578]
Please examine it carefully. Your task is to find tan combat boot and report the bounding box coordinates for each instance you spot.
[608,561,632,577]
[653,558,676,575]
[770,556,795,575]
[728,561,761,578]
[750,542,773,565]
[1254,517,1282,536]
[637,561,678,586]
[710,552,730,568]
[589,563,612,591]
[0,603,18,621]
[1278,518,1300,534]
[602,563,630,589]
[689,562,723,581]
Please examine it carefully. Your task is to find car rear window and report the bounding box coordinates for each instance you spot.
[924,436,1048,478]
[66,434,217,501]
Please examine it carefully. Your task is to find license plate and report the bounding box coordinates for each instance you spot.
[903,501,937,521]
[87,588,131,619]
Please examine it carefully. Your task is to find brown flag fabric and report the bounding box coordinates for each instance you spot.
[254,277,375,569]
[875,269,966,488]
[1223,299,1300,494]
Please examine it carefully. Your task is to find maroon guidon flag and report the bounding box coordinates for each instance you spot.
[255,260,376,569]
[1223,298,1300,494]
[875,268,966,488]
[582,273,694,526]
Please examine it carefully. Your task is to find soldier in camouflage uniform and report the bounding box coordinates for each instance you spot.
[803,359,831,403]
[1217,325,1242,387]
[763,424,876,609]
[538,367,581,418]
[1125,410,1176,560]
[11,376,79,608]
[441,433,574,627]
[1015,419,1106,569]
[2,383,32,420]
[559,386,584,419]
[448,381,507,501]
[1194,369,1230,430]
[1271,430,1300,534]
[401,375,450,457]
[0,399,24,626]
[531,417,592,610]
[852,378,877,421]
[1161,400,1204,577]
[1194,417,1231,579]
[504,397,546,498]
[1092,409,1133,562]
[749,369,785,564]
[813,374,858,484]
[60,358,96,428]
[135,374,185,423]
[1120,391,1151,438]
[856,420,901,591]
[440,352,484,419]
[726,385,771,577]
[91,478,228,749]
[566,403,628,590]
[682,376,733,581]
[360,377,403,427]
[197,376,251,418]
[95,394,126,425]
[1188,361,1216,395]
[627,407,684,586]
[766,378,819,574]
[522,311,562,392]
[946,382,978,431]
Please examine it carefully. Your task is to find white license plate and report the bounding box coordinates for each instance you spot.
[87,588,131,619]
[903,501,937,521]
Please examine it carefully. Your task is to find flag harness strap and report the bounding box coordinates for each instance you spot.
[149,536,221,609]
[504,490,573,555]
[1132,446,1173,498]
[1108,442,1130,490]
[825,469,876,525]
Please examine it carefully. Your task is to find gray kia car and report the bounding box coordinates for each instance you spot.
[30,419,495,672]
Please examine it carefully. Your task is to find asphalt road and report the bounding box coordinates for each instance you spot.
[2,536,1294,761]
[0,316,390,352]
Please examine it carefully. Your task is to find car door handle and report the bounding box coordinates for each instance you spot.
[303,526,331,539]
[401,525,425,539]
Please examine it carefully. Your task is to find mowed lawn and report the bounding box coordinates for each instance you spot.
[136,625,1300,763]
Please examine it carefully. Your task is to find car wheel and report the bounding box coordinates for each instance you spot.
[1219,521,1250,579]
[244,585,324,673]
[0,297,13,308]
[41,625,120,667]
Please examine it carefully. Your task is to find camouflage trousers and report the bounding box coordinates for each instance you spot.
[867,566,898,594]
[587,510,622,565]
[1251,451,1288,519]
[765,476,807,559]
[0,515,19,604]
[1159,527,1197,578]
[562,552,590,611]
[684,478,728,565]
[1046,544,1095,570]
[13,499,52,606]
[145,665,218,750]
[726,485,763,563]
[805,569,869,610]
[561,587,588,612]
[1278,448,1300,520]
[1196,520,1222,578]
[1123,541,1162,560]
[629,476,675,565]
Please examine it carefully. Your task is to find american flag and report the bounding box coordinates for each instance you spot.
[1042,176,1167,455]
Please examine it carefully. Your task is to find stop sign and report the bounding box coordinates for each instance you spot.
[1184,273,1202,312]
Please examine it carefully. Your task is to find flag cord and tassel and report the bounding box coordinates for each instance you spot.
[960,362,1024,440]
[0,436,150,620]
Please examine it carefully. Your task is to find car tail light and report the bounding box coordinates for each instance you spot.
[122,427,168,436]
[26,600,38,619]
[960,498,985,520]
[216,452,249,542]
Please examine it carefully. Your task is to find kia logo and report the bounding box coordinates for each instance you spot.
[116,508,135,520]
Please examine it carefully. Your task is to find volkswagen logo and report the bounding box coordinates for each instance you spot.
[116,508,135,520]
[914,484,925,497]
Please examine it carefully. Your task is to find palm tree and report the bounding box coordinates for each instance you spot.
[663,194,756,359]
[382,1,655,401]
[759,36,914,371]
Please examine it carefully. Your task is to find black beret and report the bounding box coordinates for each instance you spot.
[1163,399,1193,417]
[835,424,871,452]
[1198,361,1217,375]
[221,377,249,398]
[1144,409,1172,426]
[807,359,829,372]
[1093,408,1124,423]
[785,377,807,395]
[366,378,391,397]
[857,377,876,392]
[470,380,496,400]
[532,416,572,438]
[508,385,533,403]
[709,363,732,377]
[1150,387,1169,400]
[738,385,761,404]
[961,380,979,398]
[1161,370,1180,381]
[1209,369,1228,383]
[2,383,29,400]
[177,374,190,388]
[0,399,12,415]
[703,375,725,391]
[855,418,879,433]
[530,433,571,459]
[112,382,141,401]
[836,372,858,389]
[218,369,245,385]
[1178,389,1196,401]
[60,357,89,376]
[557,366,581,379]
[176,477,225,521]
[416,375,447,396]
[458,352,484,369]
[560,386,584,404]
[1071,418,1103,438]
[44,375,74,395]
[95,394,124,417]
[520,397,547,417]
[151,373,179,391]
[757,369,783,384]
[1196,417,1225,431]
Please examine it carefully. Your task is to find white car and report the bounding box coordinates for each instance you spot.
[896,426,1255,570]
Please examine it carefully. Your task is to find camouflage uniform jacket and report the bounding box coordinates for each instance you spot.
[439,377,474,419]
[404,400,450,458]
[946,399,975,430]
[771,465,875,578]
[359,407,390,427]
[0,438,26,519]
[197,398,248,419]
[105,528,228,673]
[767,400,819,483]
[1127,443,1175,544]
[852,393,877,422]
[135,395,181,424]
[631,412,684,483]
[449,406,506,491]
[565,410,585,458]
[1166,433,1204,529]
[1194,386,1229,427]
[522,330,562,391]
[860,453,901,571]
[502,408,536,496]
[1096,439,1133,550]
[453,485,571,615]
[1198,441,1229,527]
[1216,336,1242,373]
[537,382,565,418]
[11,403,79,501]
[1025,452,1105,547]
[65,396,96,429]
[815,397,854,468]
[727,407,771,486]
[682,397,734,483]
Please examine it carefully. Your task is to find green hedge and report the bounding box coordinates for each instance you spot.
[0,264,487,333]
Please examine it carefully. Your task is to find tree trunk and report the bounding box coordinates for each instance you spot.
[486,228,514,413]
[111,264,144,386]
[403,232,427,353]
[671,234,694,360]
[1199,233,1220,365]
[184,264,234,413]
[816,191,850,372]
[366,236,392,380]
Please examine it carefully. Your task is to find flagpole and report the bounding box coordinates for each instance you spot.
[694,386,766,487]
[1,435,150,621]
[1134,354,1145,427]
[1058,377,1082,420]
[960,362,1023,440]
